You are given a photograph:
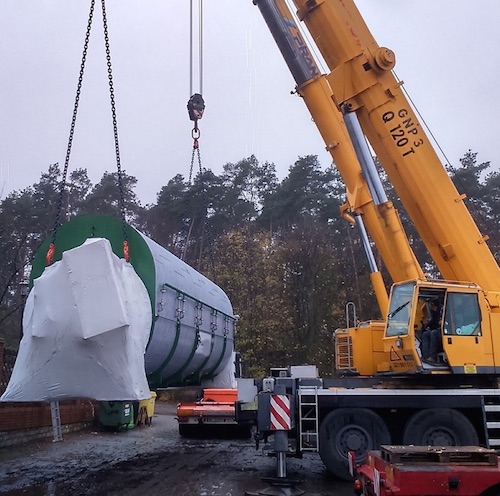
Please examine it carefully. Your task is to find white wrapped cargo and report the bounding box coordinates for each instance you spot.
[1,215,236,402]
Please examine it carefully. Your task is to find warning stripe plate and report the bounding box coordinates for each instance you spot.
[270,394,291,430]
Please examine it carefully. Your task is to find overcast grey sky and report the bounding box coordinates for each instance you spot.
[1,1,499,205]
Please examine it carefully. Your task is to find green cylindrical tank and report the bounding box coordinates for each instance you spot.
[31,215,236,389]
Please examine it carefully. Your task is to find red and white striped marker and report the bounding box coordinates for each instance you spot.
[270,394,291,430]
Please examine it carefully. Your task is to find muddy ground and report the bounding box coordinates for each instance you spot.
[0,401,354,496]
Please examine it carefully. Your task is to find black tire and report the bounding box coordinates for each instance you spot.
[403,408,479,446]
[178,424,198,437]
[319,408,390,481]
[238,425,252,439]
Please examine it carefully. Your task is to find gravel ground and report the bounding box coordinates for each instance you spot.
[0,401,354,496]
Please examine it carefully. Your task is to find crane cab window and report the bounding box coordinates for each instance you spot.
[386,282,415,337]
[443,293,481,336]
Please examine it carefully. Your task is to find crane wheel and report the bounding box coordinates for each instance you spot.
[319,408,390,481]
[402,408,479,446]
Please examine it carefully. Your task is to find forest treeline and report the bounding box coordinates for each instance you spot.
[1,151,499,376]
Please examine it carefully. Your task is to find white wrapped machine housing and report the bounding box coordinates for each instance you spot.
[1,216,236,402]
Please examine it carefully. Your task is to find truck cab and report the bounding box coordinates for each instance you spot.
[384,280,494,375]
[335,280,497,377]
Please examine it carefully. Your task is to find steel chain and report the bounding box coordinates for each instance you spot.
[188,145,196,185]
[101,0,128,247]
[196,146,202,177]
[183,137,203,263]
[49,0,96,252]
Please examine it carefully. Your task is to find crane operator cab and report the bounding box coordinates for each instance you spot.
[384,280,494,375]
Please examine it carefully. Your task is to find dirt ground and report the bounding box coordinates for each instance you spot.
[0,401,354,496]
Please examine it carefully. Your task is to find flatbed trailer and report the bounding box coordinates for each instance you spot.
[353,445,500,496]
[176,388,238,436]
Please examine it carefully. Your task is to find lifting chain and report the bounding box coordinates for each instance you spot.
[188,124,203,185]
[47,0,96,266]
[101,0,129,262]
[183,98,204,263]
[46,0,129,265]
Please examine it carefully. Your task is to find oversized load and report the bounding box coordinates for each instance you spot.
[1,215,236,402]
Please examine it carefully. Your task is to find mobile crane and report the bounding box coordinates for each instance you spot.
[293,0,500,376]
[237,0,500,483]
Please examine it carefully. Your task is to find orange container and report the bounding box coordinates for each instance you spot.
[203,388,238,403]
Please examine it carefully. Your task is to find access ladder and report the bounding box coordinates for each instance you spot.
[483,394,500,449]
[298,386,319,451]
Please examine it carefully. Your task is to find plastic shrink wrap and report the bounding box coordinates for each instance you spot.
[1,216,236,402]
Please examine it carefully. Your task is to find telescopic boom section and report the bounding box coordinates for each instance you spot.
[254,0,423,302]
[291,0,500,297]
